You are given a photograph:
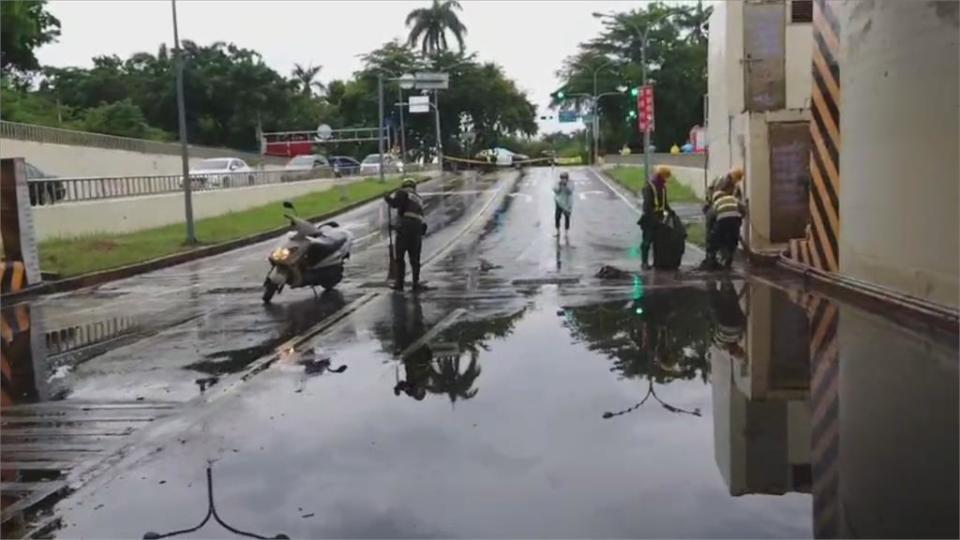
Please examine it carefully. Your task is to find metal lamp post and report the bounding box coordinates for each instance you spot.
[594,11,655,181]
[591,60,618,165]
[171,0,195,244]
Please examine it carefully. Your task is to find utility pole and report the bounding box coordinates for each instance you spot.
[594,12,656,181]
[378,74,385,183]
[171,0,195,244]
[397,85,407,159]
[433,90,443,170]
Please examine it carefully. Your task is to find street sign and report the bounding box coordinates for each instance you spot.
[558,110,579,123]
[409,95,430,114]
[413,72,449,90]
[638,85,655,132]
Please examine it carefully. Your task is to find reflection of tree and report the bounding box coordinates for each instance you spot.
[375,295,526,403]
[564,286,714,385]
[427,352,481,402]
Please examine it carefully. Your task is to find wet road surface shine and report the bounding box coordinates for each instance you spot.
[2,168,957,538]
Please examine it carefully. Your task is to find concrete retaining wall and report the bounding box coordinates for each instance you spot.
[604,153,706,169]
[34,176,343,240]
[604,164,707,200]
[0,138,283,178]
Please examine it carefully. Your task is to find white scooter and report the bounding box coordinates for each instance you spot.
[262,201,353,303]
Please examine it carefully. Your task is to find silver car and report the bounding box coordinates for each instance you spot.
[359,154,404,175]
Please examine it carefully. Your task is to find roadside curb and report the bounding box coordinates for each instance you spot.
[1,174,441,305]
[776,255,959,333]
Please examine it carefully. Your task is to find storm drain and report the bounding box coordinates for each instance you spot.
[1,400,178,538]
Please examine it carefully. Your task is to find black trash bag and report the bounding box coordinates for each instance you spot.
[653,212,687,270]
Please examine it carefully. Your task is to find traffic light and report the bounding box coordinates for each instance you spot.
[629,87,639,97]
[556,90,566,100]
[627,109,637,119]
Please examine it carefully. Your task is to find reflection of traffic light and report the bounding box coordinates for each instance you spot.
[628,109,637,119]
[629,87,640,97]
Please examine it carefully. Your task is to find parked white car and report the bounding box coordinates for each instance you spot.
[359,154,404,175]
[188,158,254,188]
[282,154,332,182]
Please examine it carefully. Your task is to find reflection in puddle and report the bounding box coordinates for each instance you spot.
[184,292,348,378]
[141,465,289,540]
[378,293,525,403]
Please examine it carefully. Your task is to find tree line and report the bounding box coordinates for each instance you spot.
[0,0,535,157]
[554,1,711,154]
[1,0,709,158]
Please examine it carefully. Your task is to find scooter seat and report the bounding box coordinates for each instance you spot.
[307,234,346,252]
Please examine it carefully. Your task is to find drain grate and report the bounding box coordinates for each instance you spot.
[1,400,179,537]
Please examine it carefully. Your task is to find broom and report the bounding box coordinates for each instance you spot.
[386,201,398,282]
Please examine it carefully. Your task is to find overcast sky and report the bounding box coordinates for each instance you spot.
[36,1,650,134]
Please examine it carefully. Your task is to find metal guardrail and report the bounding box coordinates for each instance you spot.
[0,120,276,164]
[27,164,438,206]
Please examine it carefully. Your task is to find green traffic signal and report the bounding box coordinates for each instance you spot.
[556,90,566,100]
[630,87,639,97]
[628,109,637,118]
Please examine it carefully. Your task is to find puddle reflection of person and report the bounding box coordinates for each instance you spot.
[709,278,746,359]
[390,293,432,401]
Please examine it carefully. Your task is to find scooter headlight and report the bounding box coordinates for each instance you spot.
[271,247,291,261]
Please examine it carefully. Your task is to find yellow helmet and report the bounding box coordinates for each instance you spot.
[729,167,744,182]
[654,165,672,178]
[401,177,417,188]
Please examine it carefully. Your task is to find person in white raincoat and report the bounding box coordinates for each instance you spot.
[553,172,574,236]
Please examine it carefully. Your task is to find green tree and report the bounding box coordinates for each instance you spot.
[0,0,61,72]
[555,1,711,153]
[405,0,467,56]
[78,99,164,139]
[291,63,325,97]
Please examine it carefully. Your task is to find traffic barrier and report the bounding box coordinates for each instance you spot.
[0,261,27,295]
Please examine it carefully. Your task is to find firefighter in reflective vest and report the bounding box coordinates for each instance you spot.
[702,184,746,269]
[385,178,426,291]
[703,167,744,215]
[638,165,673,270]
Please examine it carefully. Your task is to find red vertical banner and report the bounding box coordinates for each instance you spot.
[638,85,655,132]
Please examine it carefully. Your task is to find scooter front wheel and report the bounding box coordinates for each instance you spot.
[262,279,279,304]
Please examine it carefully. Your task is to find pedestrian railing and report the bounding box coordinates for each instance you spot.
[27,164,439,206]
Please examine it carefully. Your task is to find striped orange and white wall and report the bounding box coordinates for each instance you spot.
[787,0,841,273]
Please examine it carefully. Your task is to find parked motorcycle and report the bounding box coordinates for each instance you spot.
[262,201,353,303]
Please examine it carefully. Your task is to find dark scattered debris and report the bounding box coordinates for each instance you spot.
[595,265,633,279]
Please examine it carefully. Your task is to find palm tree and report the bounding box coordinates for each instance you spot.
[291,63,325,97]
[405,0,467,56]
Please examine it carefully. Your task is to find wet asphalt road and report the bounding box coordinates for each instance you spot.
[2,167,958,539]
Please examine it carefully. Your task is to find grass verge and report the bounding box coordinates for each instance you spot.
[606,166,700,203]
[685,222,706,248]
[40,175,421,277]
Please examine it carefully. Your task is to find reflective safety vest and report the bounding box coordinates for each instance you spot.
[712,194,742,221]
[399,188,424,221]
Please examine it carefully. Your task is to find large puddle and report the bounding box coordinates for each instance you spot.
[20,276,956,539]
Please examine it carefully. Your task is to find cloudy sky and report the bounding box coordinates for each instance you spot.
[36,1,648,134]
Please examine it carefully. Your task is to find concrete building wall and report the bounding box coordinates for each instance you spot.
[835,1,959,307]
[707,1,814,250]
[785,24,814,110]
[33,177,342,239]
